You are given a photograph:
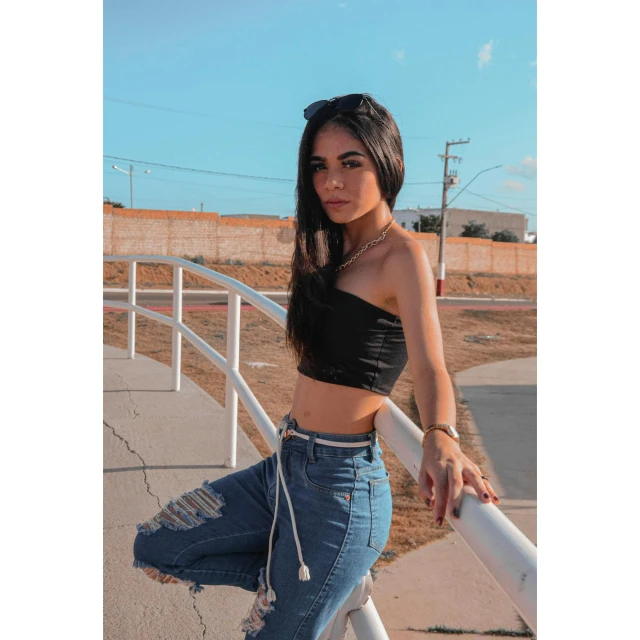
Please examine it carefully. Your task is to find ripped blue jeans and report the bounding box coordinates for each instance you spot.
[132,413,393,639]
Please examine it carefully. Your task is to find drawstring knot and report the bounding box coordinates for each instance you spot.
[298,563,311,581]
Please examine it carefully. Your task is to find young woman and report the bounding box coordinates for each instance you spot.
[132,93,499,639]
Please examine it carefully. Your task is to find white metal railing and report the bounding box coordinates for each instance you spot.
[103,255,537,636]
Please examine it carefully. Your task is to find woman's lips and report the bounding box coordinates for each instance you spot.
[325,200,349,208]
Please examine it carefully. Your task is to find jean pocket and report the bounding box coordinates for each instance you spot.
[369,474,392,553]
[298,452,355,498]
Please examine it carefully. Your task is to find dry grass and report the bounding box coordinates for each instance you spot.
[103,304,536,571]
[103,260,537,300]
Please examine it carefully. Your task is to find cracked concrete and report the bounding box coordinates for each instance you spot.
[189,592,207,639]
[104,344,264,639]
[104,419,161,510]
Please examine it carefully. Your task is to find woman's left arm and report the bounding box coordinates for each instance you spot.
[384,241,500,526]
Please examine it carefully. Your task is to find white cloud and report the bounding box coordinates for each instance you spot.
[478,40,493,69]
[503,180,527,192]
[505,156,537,179]
[392,49,406,64]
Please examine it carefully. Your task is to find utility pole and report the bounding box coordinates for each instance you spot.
[436,139,469,297]
[200,202,204,212]
[111,164,151,208]
[129,165,134,209]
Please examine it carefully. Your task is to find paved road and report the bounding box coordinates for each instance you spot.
[456,357,537,502]
[104,288,536,311]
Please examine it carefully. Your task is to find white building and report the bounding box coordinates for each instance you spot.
[393,207,529,242]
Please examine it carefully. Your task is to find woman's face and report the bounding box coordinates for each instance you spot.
[309,125,385,223]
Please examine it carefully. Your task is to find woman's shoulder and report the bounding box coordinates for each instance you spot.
[382,227,426,267]
[380,232,431,301]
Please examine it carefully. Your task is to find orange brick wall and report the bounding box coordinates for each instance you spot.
[103,205,536,275]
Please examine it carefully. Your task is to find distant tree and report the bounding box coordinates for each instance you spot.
[412,214,448,235]
[491,229,520,243]
[104,197,125,208]
[460,220,490,239]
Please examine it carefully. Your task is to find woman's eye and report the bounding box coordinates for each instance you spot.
[310,162,361,172]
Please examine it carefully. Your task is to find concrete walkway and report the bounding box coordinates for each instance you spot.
[371,357,537,639]
[104,344,264,640]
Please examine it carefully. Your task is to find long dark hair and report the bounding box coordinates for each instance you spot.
[285,93,405,369]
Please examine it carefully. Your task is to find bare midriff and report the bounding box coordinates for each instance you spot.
[288,371,387,435]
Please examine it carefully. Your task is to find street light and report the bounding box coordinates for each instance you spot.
[436,164,502,297]
[111,164,151,208]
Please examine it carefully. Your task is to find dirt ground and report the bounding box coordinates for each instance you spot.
[104,260,537,300]
[103,300,536,573]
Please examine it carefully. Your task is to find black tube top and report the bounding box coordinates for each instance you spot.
[296,287,408,396]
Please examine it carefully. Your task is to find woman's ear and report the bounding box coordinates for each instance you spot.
[397,156,404,172]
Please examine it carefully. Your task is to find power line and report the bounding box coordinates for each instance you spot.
[463,190,537,216]
[105,96,454,142]
[475,192,537,201]
[104,97,300,130]
[104,169,293,198]
[105,155,443,187]
[104,155,295,183]
[104,156,537,217]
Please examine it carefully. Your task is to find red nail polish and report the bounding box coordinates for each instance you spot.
[483,493,490,500]
[437,517,443,526]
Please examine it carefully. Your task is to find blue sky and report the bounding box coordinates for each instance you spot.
[104,0,537,230]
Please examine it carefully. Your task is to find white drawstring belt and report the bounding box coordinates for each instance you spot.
[265,422,310,603]
[264,419,377,604]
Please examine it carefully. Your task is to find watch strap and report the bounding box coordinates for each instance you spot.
[422,423,459,447]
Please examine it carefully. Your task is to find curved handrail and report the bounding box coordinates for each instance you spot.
[103,254,537,635]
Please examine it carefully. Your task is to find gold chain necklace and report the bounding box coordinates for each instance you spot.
[335,217,396,272]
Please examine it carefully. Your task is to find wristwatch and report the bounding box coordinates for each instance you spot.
[422,423,460,447]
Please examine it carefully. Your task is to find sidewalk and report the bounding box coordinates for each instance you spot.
[104,344,265,640]
[104,345,536,639]
[371,357,537,639]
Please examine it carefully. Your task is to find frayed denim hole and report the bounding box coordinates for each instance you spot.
[136,481,225,535]
[133,558,204,593]
[240,566,274,637]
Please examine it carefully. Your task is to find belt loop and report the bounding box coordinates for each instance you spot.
[369,431,377,459]
[307,432,317,463]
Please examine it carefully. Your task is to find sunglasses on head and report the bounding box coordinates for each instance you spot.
[303,94,370,121]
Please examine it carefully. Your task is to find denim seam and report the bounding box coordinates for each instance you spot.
[171,528,274,569]
[186,568,258,578]
[369,476,391,552]
[355,463,385,478]
[295,450,354,498]
[292,459,356,640]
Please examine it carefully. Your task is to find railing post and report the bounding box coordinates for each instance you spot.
[349,598,390,640]
[171,265,183,391]
[224,290,240,468]
[127,261,136,359]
